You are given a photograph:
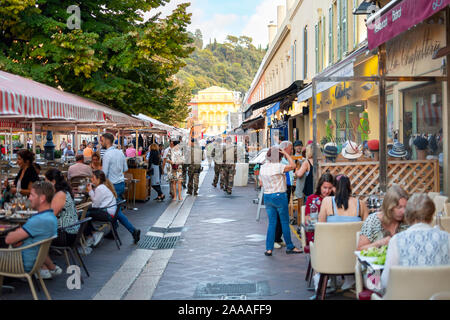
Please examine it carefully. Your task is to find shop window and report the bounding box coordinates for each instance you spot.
[332,104,366,149]
[402,83,443,161]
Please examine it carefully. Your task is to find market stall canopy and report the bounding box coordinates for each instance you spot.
[0,70,137,125]
[133,113,186,136]
[244,80,304,120]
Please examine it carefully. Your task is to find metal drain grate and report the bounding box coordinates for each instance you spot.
[194,281,271,298]
[138,235,180,250]
[148,227,184,233]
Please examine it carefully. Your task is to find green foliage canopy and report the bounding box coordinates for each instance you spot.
[0,0,194,125]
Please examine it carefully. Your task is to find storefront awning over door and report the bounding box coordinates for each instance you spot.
[241,115,265,130]
[0,70,137,125]
[244,80,304,119]
[367,0,450,50]
[296,46,368,102]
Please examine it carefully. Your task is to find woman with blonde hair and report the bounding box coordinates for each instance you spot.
[357,184,409,251]
[381,194,449,289]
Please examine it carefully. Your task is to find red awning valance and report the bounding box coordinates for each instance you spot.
[0,70,137,125]
[367,0,450,50]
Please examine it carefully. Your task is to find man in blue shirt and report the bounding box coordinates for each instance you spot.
[6,181,57,273]
[101,133,140,244]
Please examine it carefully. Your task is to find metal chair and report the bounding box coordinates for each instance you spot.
[51,217,92,279]
[0,236,57,300]
[91,200,127,250]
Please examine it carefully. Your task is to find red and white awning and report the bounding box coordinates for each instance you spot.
[0,70,137,125]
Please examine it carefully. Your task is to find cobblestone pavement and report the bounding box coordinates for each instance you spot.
[151,167,355,300]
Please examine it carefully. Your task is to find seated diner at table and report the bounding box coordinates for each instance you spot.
[39,168,80,279]
[90,152,102,171]
[381,193,450,290]
[83,170,118,247]
[357,184,409,251]
[318,174,369,223]
[305,172,335,224]
[126,144,137,158]
[7,149,39,196]
[5,181,57,274]
[68,155,93,180]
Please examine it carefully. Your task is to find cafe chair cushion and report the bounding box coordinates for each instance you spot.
[310,222,363,275]
[377,265,450,300]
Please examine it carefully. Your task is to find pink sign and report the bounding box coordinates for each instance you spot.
[367,0,450,50]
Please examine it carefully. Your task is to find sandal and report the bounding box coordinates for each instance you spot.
[264,250,272,256]
[286,247,303,254]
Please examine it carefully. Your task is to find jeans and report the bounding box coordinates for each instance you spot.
[152,184,163,197]
[264,192,295,251]
[275,185,292,242]
[114,182,136,234]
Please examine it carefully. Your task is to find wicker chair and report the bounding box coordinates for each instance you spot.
[0,236,57,300]
[51,217,92,279]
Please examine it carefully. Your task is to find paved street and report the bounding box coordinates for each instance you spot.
[2,165,355,300]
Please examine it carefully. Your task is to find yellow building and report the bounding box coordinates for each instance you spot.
[190,86,241,136]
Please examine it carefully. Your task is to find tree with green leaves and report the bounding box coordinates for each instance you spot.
[0,0,194,125]
[177,34,266,96]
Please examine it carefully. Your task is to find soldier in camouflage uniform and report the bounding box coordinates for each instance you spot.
[211,138,224,189]
[221,136,238,195]
[186,138,204,196]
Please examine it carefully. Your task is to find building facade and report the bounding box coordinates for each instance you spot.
[244,0,449,195]
[189,86,241,137]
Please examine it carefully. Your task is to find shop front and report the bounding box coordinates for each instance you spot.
[298,1,448,196]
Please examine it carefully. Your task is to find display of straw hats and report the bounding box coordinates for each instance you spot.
[388,142,408,158]
[341,140,363,159]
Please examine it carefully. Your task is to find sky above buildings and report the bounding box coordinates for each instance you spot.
[145,0,285,48]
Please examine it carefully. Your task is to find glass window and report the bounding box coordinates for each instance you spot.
[337,0,341,60]
[342,0,348,55]
[315,23,319,74]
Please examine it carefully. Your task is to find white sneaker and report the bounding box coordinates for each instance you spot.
[341,276,355,291]
[85,236,95,247]
[49,265,63,277]
[39,269,52,280]
[78,245,93,256]
[93,231,104,247]
[274,242,281,249]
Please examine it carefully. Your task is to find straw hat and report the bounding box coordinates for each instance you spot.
[388,142,408,158]
[341,140,362,159]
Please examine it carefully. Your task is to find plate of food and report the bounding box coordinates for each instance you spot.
[355,246,387,266]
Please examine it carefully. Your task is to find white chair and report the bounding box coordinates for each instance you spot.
[433,195,448,214]
[428,192,440,200]
[444,203,450,217]
[354,231,364,299]
[372,266,450,300]
[310,221,364,300]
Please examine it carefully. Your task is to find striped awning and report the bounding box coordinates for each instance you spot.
[0,70,137,125]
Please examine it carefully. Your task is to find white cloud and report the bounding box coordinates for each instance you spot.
[143,0,286,48]
[241,0,285,48]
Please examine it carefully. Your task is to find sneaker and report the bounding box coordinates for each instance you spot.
[92,231,104,247]
[277,241,286,247]
[132,229,141,244]
[274,242,281,249]
[49,265,63,277]
[78,246,93,256]
[85,236,95,247]
[39,269,52,280]
[194,192,198,196]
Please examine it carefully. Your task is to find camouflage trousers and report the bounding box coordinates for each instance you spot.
[187,164,201,194]
[221,164,236,193]
[213,163,223,188]
[182,164,188,185]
